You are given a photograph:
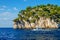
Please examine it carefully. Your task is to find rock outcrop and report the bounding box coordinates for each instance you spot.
[13,17,58,29]
[13,4,60,29]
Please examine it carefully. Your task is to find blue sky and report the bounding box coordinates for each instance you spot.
[0,0,60,28]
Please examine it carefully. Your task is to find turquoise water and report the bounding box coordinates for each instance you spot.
[0,28,60,40]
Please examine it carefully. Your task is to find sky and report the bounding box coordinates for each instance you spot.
[0,0,60,28]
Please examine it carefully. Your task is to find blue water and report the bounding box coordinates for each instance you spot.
[0,28,60,40]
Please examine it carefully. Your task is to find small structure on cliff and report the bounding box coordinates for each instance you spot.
[13,4,60,29]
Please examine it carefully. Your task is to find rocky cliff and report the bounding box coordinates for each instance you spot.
[13,17,58,29]
[13,4,60,29]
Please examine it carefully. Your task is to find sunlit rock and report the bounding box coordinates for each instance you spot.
[23,20,31,29]
[13,22,18,29]
[13,17,58,29]
[30,23,36,29]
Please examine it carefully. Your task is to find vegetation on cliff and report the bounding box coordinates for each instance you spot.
[13,4,60,24]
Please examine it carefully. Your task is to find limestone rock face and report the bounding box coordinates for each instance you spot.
[30,23,36,29]
[13,22,18,29]
[13,17,59,29]
[38,17,58,28]
[24,21,31,29]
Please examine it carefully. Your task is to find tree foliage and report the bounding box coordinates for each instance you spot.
[13,4,60,23]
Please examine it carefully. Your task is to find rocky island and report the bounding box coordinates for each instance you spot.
[13,4,60,29]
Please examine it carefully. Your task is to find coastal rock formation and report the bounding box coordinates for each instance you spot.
[13,4,60,29]
[13,17,58,29]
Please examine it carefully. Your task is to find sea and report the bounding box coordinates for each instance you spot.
[0,28,60,40]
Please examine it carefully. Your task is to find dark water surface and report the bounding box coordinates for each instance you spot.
[0,28,60,40]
